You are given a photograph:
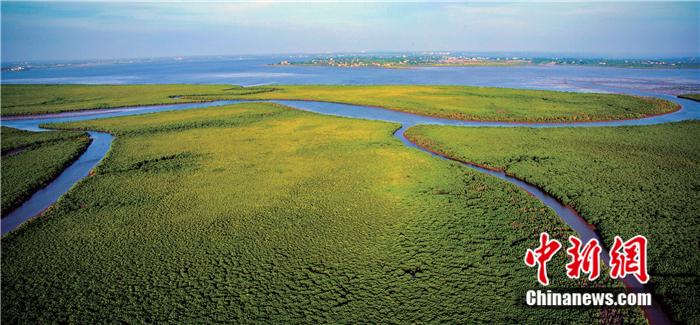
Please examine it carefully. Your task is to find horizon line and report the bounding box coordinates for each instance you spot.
[5,51,700,64]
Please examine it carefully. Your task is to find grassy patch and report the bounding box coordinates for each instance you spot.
[405,122,700,323]
[0,84,275,116]
[2,84,678,123]
[2,103,642,323]
[1,127,90,215]
[206,85,679,122]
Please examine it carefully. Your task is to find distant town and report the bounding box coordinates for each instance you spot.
[275,54,700,69]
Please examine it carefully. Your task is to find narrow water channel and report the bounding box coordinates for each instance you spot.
[1,132,113,235]
[4,94,698,324]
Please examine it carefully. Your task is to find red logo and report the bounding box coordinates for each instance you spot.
[609,235,649,284]
[524,232,562,286]
[524,233,649,285]
[565,236,602,281]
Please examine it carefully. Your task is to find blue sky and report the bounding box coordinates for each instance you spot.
[2,1,699,61]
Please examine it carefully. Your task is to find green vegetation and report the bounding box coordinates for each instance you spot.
[203,85,679,122]
[2,84,678,123]
[405,122,700,324]
[678,93,700,102]
[0,84,269,116]
[1,127,90,215]
[2,103,642,323]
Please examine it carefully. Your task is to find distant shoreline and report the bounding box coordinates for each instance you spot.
[273,56,700,69]
[272,62,700,70]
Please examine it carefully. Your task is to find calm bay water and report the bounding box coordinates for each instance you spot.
[3,56,699,96]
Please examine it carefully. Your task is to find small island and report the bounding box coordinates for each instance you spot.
[679,93,700,102]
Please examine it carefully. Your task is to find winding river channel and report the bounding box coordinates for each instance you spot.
[2,91,699,324]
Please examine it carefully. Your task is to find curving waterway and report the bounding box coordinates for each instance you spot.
[3,92,699,324]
